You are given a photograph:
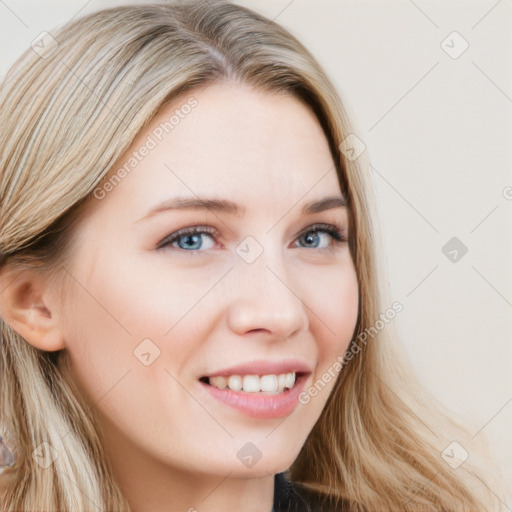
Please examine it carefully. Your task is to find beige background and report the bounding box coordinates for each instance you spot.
[1,0,511,504]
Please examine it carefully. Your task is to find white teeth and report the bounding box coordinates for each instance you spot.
[242,375,260,393]
[260,375,278,392]
[207,372,296,393]
[285,372,295,389]
[228,375,242,391]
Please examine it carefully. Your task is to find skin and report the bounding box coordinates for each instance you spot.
[0,82,359,512]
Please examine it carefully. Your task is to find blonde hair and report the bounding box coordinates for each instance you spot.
[0,1,503,510]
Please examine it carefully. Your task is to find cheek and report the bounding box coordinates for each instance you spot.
[57,259,154,404]
[58,256,214,406]
[86,251,223,336]
[311,262,359,354]
[58,277,135,408]
[303,262,359,395]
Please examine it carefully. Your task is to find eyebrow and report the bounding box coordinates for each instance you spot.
[137,194,346,222]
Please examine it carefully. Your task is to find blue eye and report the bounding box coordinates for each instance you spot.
[157,226,216,251]
[157,223,347,252]
[294,223,347,249]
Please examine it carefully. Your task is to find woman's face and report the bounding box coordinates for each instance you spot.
[57,82,359,478]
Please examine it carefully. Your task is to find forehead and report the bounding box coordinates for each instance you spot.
[97,82,342,213]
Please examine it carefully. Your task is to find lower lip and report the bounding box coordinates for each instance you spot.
[198,374,309,419]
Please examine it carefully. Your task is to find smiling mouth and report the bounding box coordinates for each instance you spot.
[199,372,308,394]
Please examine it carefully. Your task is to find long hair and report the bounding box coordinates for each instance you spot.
[0,1,502,510]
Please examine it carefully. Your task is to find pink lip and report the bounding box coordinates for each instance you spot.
[202,358,314,378]
[198,373,309,419]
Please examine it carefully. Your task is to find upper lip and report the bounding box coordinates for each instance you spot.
[202,358,314,378]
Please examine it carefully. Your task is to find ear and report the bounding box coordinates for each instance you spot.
[0,265,65,352]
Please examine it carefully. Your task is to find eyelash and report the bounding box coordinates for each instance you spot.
[156,223,348,252]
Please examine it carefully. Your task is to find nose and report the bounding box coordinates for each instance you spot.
[226,249,309,339]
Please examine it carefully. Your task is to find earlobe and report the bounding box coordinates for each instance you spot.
[0,268,66,352]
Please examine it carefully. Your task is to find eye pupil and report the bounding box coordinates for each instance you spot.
[180,234,202,250]
[302,232,319,247]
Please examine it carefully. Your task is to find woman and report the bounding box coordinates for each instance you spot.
[0,1,502,510]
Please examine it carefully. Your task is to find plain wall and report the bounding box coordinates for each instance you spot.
[1,0,511,503]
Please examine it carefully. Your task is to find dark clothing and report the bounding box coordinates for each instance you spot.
[271,472,312,512]
[272,472,346,512]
